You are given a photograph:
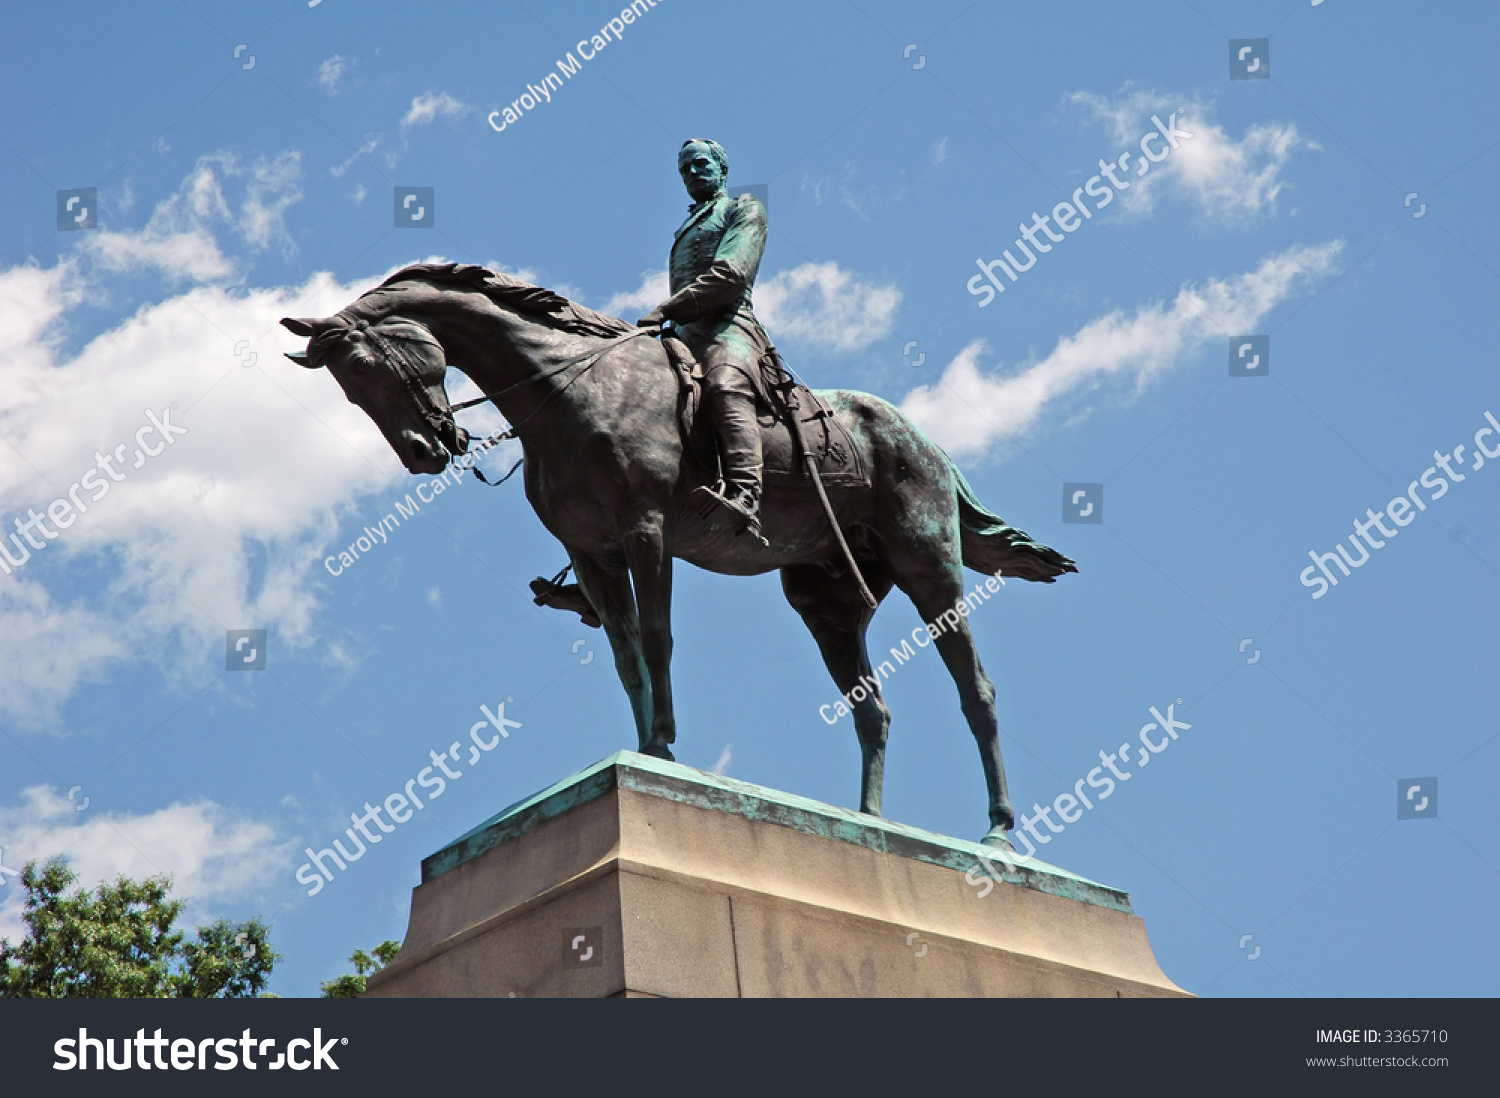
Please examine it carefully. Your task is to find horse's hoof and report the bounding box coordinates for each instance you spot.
[639,743,676,762]
[979,827,1015,852]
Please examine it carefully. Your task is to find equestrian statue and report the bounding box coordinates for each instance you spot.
[282,138,1076,849]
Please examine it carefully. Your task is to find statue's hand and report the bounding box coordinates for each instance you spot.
[636,307,667,329]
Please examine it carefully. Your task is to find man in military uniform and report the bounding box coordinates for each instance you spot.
[637,138,774,540]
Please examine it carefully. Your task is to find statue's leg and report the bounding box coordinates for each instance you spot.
[696,355,765,540]
[570,551,652,751]
[622,511,677,759]
[780,561,893,815]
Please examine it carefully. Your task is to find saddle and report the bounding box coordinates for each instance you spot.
[528,333,870,629]
[660,333,869,488]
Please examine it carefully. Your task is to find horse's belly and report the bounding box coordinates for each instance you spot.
[671,489,844,575]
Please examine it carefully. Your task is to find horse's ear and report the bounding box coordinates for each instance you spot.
[280,317,324,337]
[282,317,336,367]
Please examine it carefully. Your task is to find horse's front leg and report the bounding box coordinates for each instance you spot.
[570,551,651,750]
[623,511,676,760]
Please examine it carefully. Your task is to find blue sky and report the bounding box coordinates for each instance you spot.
[0,0,1494,997]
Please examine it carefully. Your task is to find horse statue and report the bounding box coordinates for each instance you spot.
[282,262,1075,848]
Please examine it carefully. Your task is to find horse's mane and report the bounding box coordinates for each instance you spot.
[372,262,635,339]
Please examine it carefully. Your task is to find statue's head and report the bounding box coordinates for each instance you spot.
[678,139,728,203]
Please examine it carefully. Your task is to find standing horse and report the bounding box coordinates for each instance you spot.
[283,263,1075,847]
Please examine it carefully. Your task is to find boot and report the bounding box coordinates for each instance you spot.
[529,577,601,628]
[694,480,764,543]
[695,381,766,545]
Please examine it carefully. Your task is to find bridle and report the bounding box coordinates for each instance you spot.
[351,317,471,456]
[344,315,663,483]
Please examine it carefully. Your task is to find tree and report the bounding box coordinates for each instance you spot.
[320,939,401,998]
[0,858,278,998]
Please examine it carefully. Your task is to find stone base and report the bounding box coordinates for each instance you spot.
[365,752,1190,998]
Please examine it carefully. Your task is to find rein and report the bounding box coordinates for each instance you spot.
[448,325,661,451]
[371,319,661,487]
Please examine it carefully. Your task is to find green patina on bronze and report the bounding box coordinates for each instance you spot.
[421,751,1133,915]
[283,138,1077,847]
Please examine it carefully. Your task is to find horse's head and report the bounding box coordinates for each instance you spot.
[281,314,469,475]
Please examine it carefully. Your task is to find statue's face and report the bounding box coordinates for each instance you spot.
[678,145,725,202]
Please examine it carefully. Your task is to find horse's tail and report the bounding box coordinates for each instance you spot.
[946,454,1078,583]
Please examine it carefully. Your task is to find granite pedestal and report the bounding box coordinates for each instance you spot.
[364,751,1190,998]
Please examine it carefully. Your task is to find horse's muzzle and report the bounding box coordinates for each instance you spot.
[401,430,448,474]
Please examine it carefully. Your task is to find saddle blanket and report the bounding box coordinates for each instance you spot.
[662,333,870,488]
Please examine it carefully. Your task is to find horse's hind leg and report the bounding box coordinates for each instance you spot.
[781,561,894,815]
[891,556,1014,847]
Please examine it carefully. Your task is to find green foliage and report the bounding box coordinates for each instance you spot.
[179,915,278,999]
[319,939,401,998]
[0,858,278,998]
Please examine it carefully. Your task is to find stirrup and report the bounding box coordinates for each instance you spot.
[529,577,601,629]
[694,483,767,546]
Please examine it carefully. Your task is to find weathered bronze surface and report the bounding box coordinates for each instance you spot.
[282,140,1075,846]
[642,139,776,540]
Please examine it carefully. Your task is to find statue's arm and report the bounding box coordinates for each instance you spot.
[640,196,767,326]
[714,194,767,285]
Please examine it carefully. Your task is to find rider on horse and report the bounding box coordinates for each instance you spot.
[637,138,774,542]
[532,137,775,622]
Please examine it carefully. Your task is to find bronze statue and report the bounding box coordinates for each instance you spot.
[281,141,1075,849]
[637,138,772,541]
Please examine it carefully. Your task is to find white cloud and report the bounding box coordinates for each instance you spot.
[711,745,732,775]
[902,242,1344,460]
[86,230,234,283]
[0,163,897,730]
[756,262,900,352]
[329,91,463,180]
[401,91,467,130]
[83,150,303,281]
[0,583,126,723]
[0,785,288,942]
[1067,88,1315,221]
[331,135,380,179]
[240,152,303,252]
[317,54,348,95]
[601,269,668,318]
[481,260,544,289]
[932,137,949,167]
[0,252,400,726]
[800,164,885,221]
[600,263,900,352]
